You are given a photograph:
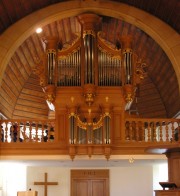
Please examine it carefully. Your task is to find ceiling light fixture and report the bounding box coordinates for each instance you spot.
[36,27,42,34]
[129,157,134,163]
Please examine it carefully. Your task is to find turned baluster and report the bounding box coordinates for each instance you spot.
[165,122,169,141]
[147,122,151,142]
[141,121,145,141]
[177,122,180,142]
[171,122,175,141]
[152,122,156,141]
[3,123,7,142]
[42,123,45,142]
[16,122,20,143]
[135,121,139,141]
[159,122,163,142]
[0,124,4,142]
[29,122,33,142]
[35,122,39,142]
[22,122,27,142]
[129,121,133,141]
[125,121,130,140]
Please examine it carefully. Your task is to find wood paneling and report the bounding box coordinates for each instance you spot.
[167,152,180,187]
[11,73,48,119]
[155,190,180,196]
[0,0,179,34]
[71,169,109,196]
[0,1,179,120]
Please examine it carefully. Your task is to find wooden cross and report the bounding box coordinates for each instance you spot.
[34,172,58,196]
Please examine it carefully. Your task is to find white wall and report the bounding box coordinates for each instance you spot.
[0,162,167,196]
[110,166,153,196]
[0,166,2,196]
[0,162,26,196]
[27,167,70,196]
[153,163,168,195]
[27,166,153,196]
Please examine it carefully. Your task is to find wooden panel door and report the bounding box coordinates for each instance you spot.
[91,179,107,196]
[72,179,89,196]
[71,169,109,196]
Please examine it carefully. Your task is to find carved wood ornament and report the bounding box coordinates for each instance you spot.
[33,13,147,160]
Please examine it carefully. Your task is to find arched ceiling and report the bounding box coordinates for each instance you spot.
[0,0,179,119]
[0,0,179,34]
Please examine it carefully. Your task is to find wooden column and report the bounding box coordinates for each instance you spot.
[166,148,180,187]
[147,145,180,195]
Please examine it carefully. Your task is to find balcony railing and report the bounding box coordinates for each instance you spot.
[0,119,55,143]
[125,117,180,143]
[0,118,179,144]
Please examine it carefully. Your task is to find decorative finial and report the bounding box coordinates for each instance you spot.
[71,96,74,103]
[105,97,109,102]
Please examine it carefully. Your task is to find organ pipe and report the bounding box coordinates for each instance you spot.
[84,33,95,84]
[69,115,76,144]
[124,51,132,84]
[44,37,58,85]
[58,49,81,86]
[120,36,133,85]
[98,49,121,86]
[78,13,101,85]
[47,49,56,85]
[104,116,111,144]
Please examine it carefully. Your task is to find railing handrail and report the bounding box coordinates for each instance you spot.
[125,117,180,122]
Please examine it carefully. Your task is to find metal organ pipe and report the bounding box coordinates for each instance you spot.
[98,49,121,86]
[58,49,81,86]
[84,34,95,84]
[120,36,133,86]
[47,49,56,85]
[69,116,76,144]
[104,116,110,144]
[124,51,132,84]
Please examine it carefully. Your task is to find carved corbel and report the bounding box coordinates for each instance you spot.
[104,146,111,161]
[69,146,76,161]
[123,84,135,103]
[83,84,96,106]
[43,85,56,103]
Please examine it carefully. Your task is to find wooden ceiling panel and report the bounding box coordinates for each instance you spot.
[5,63,22,92]
[12,53,29,81]
[0,85,16,107]
[1,73,20,97]
[12,109,48,119]
[0,0,178,35]
[0,1,179,119]
[12,74,48,119]
[1,0,19,23]
[19,93,46,103]
[15,47,32,75]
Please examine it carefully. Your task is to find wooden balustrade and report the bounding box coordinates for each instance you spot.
[125,118,180,143]
[0,119,55,143]
[0,118,179,145]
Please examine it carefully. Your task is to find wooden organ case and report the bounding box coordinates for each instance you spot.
[35,13,146,160]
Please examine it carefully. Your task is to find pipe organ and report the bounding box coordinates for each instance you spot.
[35,13,146,159]
[121,36,133,85]
[45,38,58,85]
[57,44,122,87]
[83,33,95,84]
[98,49,121,86]
[58,49,81,86]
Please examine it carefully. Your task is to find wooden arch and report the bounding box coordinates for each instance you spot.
[0,0,179,92]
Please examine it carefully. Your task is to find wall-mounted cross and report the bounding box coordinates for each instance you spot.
[34,172,58,196]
